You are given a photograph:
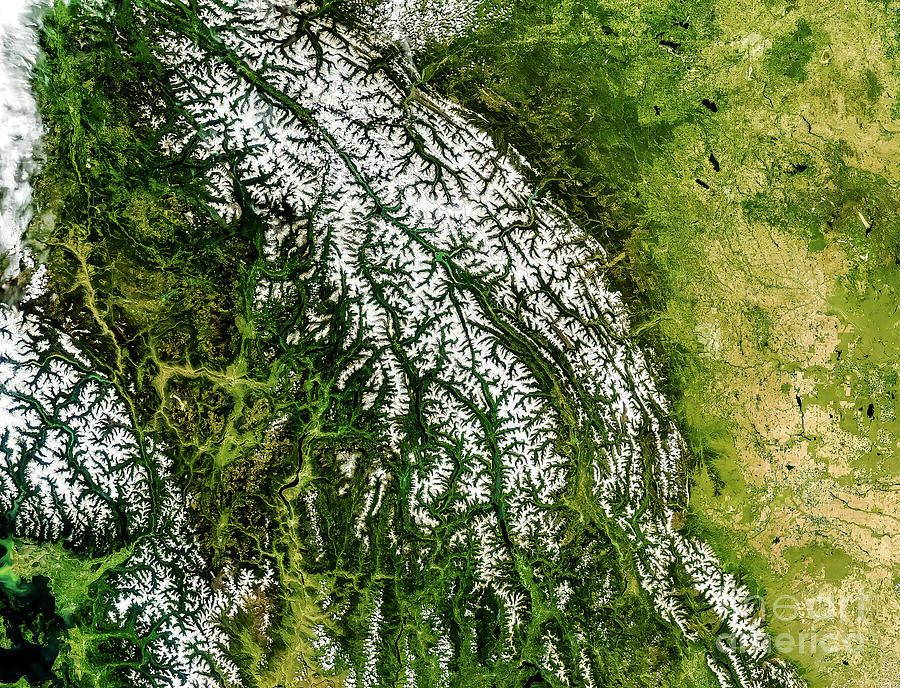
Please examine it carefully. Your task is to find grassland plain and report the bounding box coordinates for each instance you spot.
[419,0,900,686]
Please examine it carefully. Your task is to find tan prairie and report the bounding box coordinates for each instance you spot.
[625,1,900,685]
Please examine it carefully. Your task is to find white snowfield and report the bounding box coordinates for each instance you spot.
[0,306,154,546]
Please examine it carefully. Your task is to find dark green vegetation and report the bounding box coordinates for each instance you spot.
[5,1,726,686]
[764,18,815,82]
[0,529,64,688]
[423,0,712,266]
